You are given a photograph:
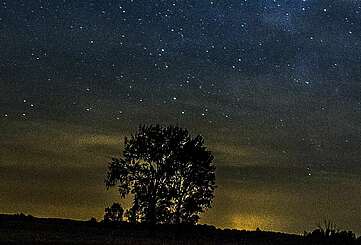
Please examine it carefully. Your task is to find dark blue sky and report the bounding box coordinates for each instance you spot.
[2,0,361,89]
[1,0,361,233]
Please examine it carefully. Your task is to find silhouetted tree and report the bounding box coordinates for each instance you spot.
[104,203,124,223]
[317,220,337,238]
[105,125,216,224]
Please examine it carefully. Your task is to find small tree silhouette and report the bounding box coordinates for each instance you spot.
[305,220,357,245]
[318,220,337,237]
[105,124,216,224]
[104,203,124,223]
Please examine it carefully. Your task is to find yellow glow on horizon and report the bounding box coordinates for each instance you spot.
[231,214,273,231]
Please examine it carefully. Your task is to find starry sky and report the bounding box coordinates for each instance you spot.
[1,0,361,234]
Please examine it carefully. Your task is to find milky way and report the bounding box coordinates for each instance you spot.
[0,0,361,234]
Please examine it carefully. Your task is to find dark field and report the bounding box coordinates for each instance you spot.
[0,214,359,245]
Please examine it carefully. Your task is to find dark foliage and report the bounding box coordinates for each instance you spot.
[105,124,216,224]
[88,217,97,224]
[104,203,124,223]
[304,221,359,245]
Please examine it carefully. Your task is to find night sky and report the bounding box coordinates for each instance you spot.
[1,0,361,234]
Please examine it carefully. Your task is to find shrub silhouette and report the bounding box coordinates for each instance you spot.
[304,220,358,245]
[104,203,124,223]
[105,124,216,224]
[88,217,97,223]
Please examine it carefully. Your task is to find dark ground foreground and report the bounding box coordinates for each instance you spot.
[0,214,360,245]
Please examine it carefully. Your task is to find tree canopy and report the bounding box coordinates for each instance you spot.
[105,124,216,224]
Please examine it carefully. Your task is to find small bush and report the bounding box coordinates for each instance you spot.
[104,203,124,223]
[304,220,357,245]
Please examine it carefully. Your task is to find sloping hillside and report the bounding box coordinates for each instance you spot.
[0,214,358,245]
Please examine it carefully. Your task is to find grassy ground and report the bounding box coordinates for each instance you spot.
[0,214,358,245]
